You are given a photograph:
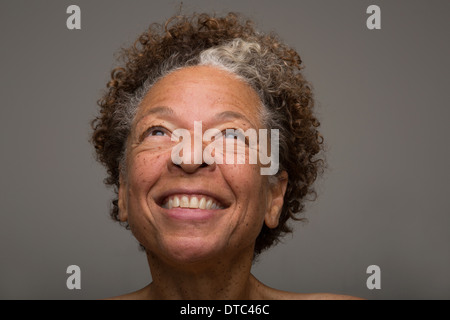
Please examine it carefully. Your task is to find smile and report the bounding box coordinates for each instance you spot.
[161,195,225,210]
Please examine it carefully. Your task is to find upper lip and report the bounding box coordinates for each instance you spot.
[154,187,230,208]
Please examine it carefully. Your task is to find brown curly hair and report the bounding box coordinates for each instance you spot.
[91,12,324,257]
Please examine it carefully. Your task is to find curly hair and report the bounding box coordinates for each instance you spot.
[91,12,324,257]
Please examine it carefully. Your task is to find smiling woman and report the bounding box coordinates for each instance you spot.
[91,12,360,300]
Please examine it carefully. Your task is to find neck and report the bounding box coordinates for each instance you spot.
[143,247,261,300]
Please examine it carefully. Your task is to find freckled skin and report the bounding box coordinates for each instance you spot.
[121,66,276,265]
[110,66,362,300]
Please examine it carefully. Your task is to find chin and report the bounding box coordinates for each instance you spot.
[156,236,230,265]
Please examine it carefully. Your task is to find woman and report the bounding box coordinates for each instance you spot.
[91,12,360,300]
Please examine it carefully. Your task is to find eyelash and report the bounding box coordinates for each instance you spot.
[141,126,170,140]
[222,130,242,139]
[220,129,249,145]
[140,126,249,145]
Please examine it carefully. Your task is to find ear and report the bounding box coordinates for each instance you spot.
[264,171,288,229]
[118,173,128,222]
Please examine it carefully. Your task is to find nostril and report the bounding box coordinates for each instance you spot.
[173,161,209,173]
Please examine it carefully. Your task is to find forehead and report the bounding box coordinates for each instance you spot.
[135,66,263,128]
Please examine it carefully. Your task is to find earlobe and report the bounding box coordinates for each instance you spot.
[265,205,281,229]
[118,174,128,222]
[264,171,288,229]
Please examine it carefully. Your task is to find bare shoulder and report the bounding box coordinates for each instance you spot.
[103,291,140,300]
[103,285,151,300]
[297,292,365,300]
[251,277,364,300]
[264,289,364,300]
[104,292,139,300]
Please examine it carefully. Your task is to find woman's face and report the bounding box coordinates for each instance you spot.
[119,66,285,264]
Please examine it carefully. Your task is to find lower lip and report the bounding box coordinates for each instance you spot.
[163,207,221,221]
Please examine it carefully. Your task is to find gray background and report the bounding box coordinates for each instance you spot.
[1,0,449,300]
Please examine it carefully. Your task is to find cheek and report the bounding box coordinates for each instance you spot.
[128,151,166,186]
[221,164,270,249]
[227,163,265,194]
[126,151,168,219]
[223,163,269,216]
[125,151,170,247]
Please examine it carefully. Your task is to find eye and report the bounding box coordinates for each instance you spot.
[222,129,246,143]
[142,126,170,139]
[149,129,167,136]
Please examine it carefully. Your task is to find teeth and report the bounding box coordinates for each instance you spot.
[180,196,189,208]
[173,196,180,208]
[199,197,206,209]
[189,197,199,208]
[162,195,223,210]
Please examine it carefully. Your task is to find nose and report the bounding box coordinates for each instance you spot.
[176,162,209,174]
[169,138,215,174]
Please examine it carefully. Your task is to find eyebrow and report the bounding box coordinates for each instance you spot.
[213,111,255,127]
[135,106,256,128]
[134,106,174,125]
[137,106,174,119]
